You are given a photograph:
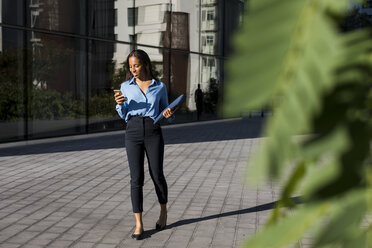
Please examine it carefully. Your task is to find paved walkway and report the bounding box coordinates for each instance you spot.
[0,117,286,248]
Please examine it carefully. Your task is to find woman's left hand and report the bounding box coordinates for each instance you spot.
[163,108,174,119]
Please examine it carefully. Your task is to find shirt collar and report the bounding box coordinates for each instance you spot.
[129,77,136,85]
[129,77,158,86]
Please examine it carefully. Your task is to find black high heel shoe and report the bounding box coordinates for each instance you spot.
[155,216,167,231]
[131,228,144,240]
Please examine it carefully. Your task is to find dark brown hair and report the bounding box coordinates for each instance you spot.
[125,49,157,81]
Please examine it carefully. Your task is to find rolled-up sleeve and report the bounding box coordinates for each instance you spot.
[115,83,128,121]
[116,103,128,120]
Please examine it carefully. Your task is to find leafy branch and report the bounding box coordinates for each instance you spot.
[224,0,372,247]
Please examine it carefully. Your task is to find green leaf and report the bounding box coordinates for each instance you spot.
[301,125,350,160]
[243,203,330,248]
[225,0,372,246]
[268,161,306,225]
[313,190,368,246]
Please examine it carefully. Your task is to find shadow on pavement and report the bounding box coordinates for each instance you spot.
[142,197,301,239]
[167,200,276,230]
[0,117,265,156]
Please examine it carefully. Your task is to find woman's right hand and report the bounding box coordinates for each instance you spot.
[114,92,127,105]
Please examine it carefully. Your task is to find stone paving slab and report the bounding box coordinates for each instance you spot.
[0,117,304,248]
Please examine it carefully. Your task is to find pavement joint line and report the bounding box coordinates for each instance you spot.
[0,153,119,218]
[56,183,129,248]
[186,142,233,248]
[160,142,220,248]
[177,141,230,248]
[0,157,74,197]
[39,168,132,247]
[138,143,199,247]
[207,139,243,248]
[2,160,128,245]
[235,139,255,247]
[229,141,247,248]
[0,117,294,247]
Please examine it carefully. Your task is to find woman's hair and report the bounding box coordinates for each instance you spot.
[125,49,157,80]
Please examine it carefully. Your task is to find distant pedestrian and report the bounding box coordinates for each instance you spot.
[114,49,173,240]
[194,84,203,120]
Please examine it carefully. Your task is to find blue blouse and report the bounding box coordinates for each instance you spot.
[115,77,173,123]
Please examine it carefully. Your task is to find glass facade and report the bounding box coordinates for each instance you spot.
[0,0,245,143]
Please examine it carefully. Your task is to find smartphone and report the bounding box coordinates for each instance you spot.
[113,89,126,102]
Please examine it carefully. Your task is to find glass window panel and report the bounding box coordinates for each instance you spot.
[0,27,26,142]
[207,10,214,20]
[200,1,218,55]
[200,55,222,116]
[1,0,27,27]
[0,0,246,143]
[223,0,245,56]
[1,0,121,40]
[27,32,87,139]
[134,1,171,48]
[187,54,201,119]
[127,7,138,26]
[167,50,198,123]
[115,0,135,43]
[114,8,118,26]
[201,33,215,54]
[198,0,244,56]
[87,41,128,133]
[171,0,200,53]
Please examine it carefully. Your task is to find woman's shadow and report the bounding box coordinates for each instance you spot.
[141,197,300,239]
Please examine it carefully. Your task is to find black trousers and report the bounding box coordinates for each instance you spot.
[125,116,168,213]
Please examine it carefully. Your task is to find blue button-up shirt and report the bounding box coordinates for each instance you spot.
[115,77,173,123]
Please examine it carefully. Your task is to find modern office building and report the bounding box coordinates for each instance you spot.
[0,0,245,143]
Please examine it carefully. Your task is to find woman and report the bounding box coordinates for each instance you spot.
[114,50,173,240]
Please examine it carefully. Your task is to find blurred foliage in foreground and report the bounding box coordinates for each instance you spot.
[224,0,372,247]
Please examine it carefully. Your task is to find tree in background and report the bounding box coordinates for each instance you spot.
[0,49,23,121]
[108,61,127,90]
[224,0,372,247]
[32,41,72,90]
[204,78,219,114]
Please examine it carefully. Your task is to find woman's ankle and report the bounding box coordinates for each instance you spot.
[160,204,167,214]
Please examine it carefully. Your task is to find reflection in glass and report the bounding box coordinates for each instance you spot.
[200,55,220,116]
[1,0,118,38]
[27,33,86,138]
[187,54,202,117]
[0,0,246,142]
[0,28,26,141]
[200,0,218,55]
[163,10,190,102]
[124,1,171,50]
[114,0,134,65]
[127,7,138,27]
[87,39,123,133]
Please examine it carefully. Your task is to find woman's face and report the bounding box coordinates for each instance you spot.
[129,56,146,80]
